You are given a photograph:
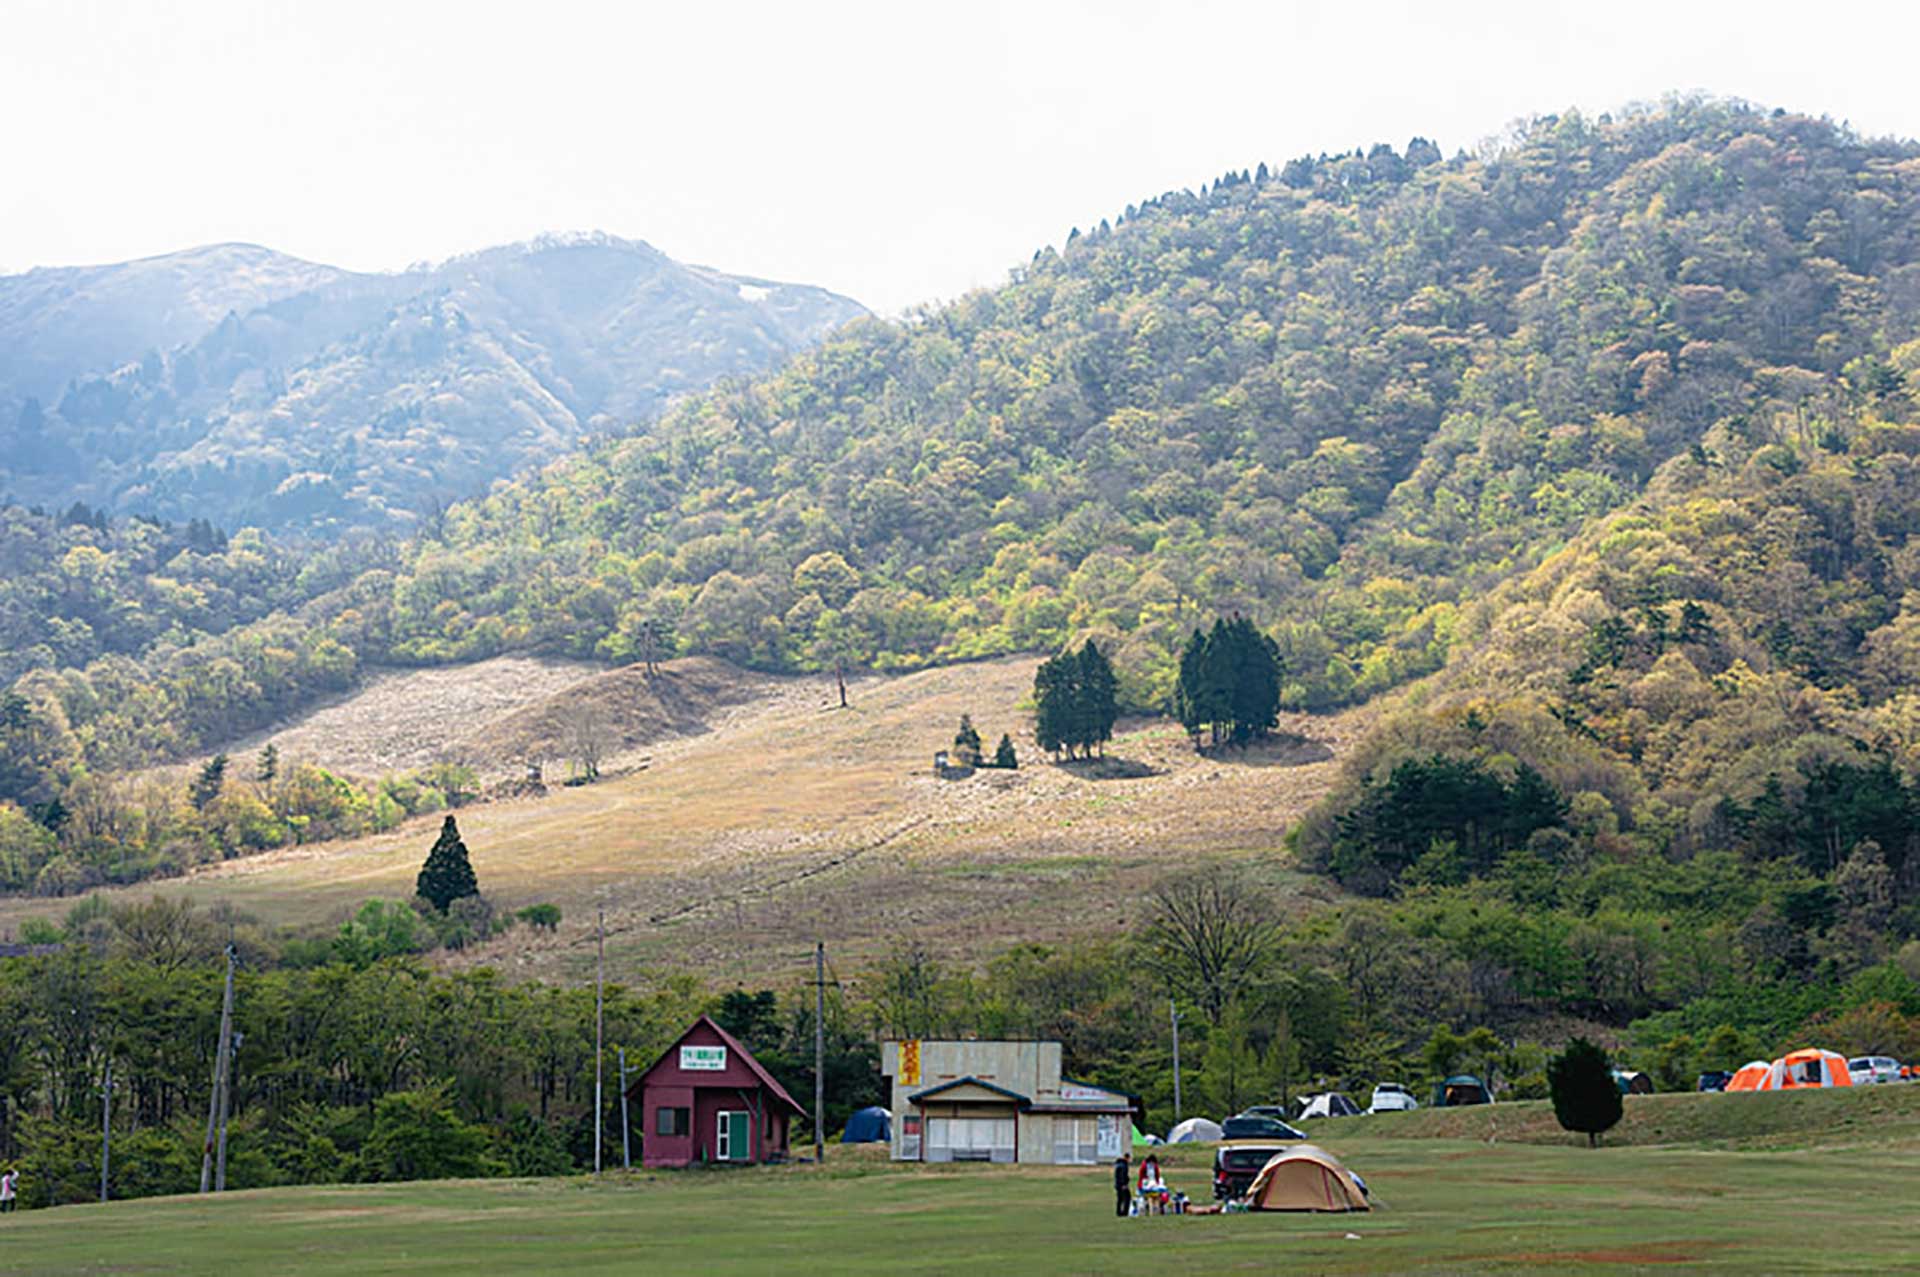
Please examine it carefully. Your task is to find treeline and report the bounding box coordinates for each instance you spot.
[0,741,478,896]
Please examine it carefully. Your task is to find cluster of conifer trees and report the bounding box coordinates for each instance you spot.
[1172,617,1285,748]
[1031,641,1119,759]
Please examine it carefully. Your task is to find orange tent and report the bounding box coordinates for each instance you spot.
[1724,1048,1854,1092]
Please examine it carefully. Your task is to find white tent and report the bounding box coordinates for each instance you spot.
[1296,1092,1362,1120]
[1165,1117,1224,1144]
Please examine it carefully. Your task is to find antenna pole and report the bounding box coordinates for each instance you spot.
[619,1046,631,1171]
[100,1060,113,1203]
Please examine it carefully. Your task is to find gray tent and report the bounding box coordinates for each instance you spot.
[1166,1117,1224,1143]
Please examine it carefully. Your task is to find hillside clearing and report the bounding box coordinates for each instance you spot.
[2,656,1371,982]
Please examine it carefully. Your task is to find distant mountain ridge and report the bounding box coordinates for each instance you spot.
[0,234,867,532]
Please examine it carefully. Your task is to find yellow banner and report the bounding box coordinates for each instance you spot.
[901,1039,921,1087]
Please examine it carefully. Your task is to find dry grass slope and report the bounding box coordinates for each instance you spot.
[2,655,1373,983]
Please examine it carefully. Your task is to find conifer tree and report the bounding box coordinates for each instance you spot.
[1547,1036,1623,1148]
[994,734,1018,769]
[190,753,229,811]
[953,715,983,766]
[1074,640,1118,757]
[417,815,480,913]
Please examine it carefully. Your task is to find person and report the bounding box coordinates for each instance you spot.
[1113,1155,1131,1218]
[0,1167,17,1213]
[1137,1154,1168,1213]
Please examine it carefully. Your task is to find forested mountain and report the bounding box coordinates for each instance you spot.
[3,97,1919,908]
[0,234,867,533]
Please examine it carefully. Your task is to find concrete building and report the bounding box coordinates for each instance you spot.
[880,1039,1134,1165]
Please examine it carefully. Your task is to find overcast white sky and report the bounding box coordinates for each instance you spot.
[5,0,1920,313]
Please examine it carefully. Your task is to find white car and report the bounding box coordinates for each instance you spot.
[1367,1083,1419,1114]
[1848,1056,1902,1085]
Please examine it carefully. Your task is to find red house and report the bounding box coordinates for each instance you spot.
[630,1015,804,1168]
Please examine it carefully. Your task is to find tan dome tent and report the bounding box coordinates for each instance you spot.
[1245,1144,1371,1212]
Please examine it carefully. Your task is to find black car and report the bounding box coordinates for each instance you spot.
[1696,1070,1733,1092]
[1219,1113,1308,1142]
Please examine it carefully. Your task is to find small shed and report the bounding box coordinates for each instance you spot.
[630,1015,805,1168]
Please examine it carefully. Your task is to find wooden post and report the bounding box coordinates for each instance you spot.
[200,944,235,1194]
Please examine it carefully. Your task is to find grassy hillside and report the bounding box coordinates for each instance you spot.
[9,1098,1920,1275]
[0,656,1361,983]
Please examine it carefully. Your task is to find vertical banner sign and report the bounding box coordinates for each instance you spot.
[900,1039,921,1087]
[1096,1113,1123,1159]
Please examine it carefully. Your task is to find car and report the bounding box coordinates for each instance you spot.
[1696,1070,1734,1092]
[1212,1141,1292,1200]
[1367,1082,1419,1114]
[1218,1113,1308,1142]
[1848,1056,1902,1085]
[1239,1104,1293,1122]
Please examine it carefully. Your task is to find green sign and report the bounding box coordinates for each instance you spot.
[680,1045,727,1071]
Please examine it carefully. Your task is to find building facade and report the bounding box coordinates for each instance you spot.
[631,1015,803,1168]
[879,1039,1133,1165]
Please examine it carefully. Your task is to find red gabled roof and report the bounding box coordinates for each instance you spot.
[632,1014,806,1115]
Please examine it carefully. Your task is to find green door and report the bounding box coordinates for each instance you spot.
[725,1111,750,1162]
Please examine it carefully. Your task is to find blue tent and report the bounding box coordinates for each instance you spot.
[841,1106,891,1144]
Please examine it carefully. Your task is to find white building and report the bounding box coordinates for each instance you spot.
[880,1039,1134,1165]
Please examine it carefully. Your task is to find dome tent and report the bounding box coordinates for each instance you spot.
[1246,1144,1371,1212]
[840,1106,891,1143]
[1165,1117,1224,1144]
[1726,1048,1853,1092]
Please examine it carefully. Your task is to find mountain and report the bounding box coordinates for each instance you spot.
[0,233,867,532]
[3,98,1919,907]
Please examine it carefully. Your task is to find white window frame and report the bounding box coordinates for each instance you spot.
[717,1109,749,1161]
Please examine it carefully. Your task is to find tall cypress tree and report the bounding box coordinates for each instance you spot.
[417,815,480,913]
[1075,640,1118,757]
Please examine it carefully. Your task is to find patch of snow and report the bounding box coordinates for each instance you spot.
[737,283,771,304]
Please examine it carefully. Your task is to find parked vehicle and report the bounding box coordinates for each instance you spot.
[1240,1104,1293,1122]
[1218,1113,1307,1142]
[1696,1070,1734,1092]
[1367,1083,1419,1113]
[1848,1056,1902,1085]
[1213,1141,1291,1200]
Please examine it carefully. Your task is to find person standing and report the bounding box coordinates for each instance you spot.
[1113,1155,1131,1217]
[0,1167,17,1213]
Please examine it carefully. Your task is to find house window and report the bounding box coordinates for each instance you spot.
[716,1110,750,1161]
[656,1106,690,1137]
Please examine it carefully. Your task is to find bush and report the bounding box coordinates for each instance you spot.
[1547,1037,1623,1148]
[361,1082,502,1182]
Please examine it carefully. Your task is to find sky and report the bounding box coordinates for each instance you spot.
[6,0,1920,315]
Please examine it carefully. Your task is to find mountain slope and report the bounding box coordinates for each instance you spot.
[0,234,867,532]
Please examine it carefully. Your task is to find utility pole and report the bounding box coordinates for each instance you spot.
[1169,999,1183,1125]
[618,1046,631,1171]
[594,906,605,1176]
[100,1060,113,1204]
[216,1028,240,1192]
[813,941,826,1165]
[200,943,236,1194]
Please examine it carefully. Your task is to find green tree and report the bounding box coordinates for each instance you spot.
[256,743,278,785]
[1547,1037,1623,1148]
[415,815,479,914]
[190,753,229,811]
[953,715,983,767]
[993,733,1018,769]
[361,1081,501,1181]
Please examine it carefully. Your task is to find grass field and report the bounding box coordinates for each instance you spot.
[0,656,1368,984]
[9,1089,1920,1273]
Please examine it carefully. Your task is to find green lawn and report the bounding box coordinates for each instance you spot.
[7,1096,1919,1275]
